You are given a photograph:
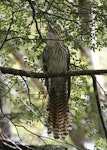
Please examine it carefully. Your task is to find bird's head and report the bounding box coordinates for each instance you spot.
[46,26,59,46]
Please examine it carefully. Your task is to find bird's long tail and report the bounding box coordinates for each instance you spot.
[45,78,72,139]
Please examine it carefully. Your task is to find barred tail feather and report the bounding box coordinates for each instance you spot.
[45,79,72,139]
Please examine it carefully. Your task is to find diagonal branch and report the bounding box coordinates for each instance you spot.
[27,0,45,43]
[92,75,107,140]
[0,12,14,50]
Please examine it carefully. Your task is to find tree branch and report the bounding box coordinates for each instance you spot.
[12,50,47,96]
[0,12,14,50]
[27,0,45,43]
[0,66,107,78]
[92,75,107,140]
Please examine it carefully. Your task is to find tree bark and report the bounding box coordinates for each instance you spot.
[0,71,11,147]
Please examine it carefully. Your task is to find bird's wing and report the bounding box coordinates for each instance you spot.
[42,46,49,91]
[66,45,71,100]
[42,46,48,72]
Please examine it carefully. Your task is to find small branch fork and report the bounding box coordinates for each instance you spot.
[0,66,107,140]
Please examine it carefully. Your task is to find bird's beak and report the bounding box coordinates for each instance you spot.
[48,26,53,32]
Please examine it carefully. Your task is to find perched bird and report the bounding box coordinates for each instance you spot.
[42,26,71,139]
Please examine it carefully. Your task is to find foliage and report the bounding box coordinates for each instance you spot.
[0,0,107,149]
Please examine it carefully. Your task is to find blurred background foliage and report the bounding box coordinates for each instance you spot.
[0,0,107,149]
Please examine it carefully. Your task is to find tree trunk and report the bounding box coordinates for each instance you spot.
[0,71,11,146]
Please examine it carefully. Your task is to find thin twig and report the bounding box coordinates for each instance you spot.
[15,124,46,145]
[0,138,35,150]
[20,76,44,123]
[0,12,14,50]
[27,0,45,42]
[96,80,107,96]
[92,75,107,140]
[0,78,17,97]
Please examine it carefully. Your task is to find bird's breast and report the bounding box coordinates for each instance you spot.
[47,48,67,73]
